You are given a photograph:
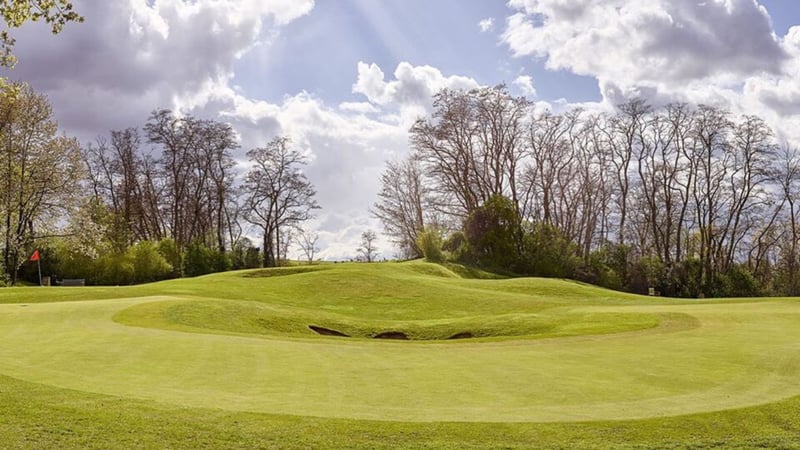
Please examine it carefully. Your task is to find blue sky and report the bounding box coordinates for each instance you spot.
[234,0,600,105]
[4,0,800,259]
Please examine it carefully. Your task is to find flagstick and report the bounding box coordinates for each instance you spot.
[37,257,42,287]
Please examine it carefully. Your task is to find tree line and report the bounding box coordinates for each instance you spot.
[375,85,800,298]
[0,82,319,285]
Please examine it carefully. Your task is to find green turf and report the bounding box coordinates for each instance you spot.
[1,260,799,447]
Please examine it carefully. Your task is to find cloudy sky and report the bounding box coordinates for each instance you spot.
[3,0,800,259]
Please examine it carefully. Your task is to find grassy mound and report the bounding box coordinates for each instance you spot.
[1,260,800,447]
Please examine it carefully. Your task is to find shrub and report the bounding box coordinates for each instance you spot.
[442,231,469,262]
[717,265,760,298]
[211,249,231,273]
[576,246,625,291]
[157,239,181,277]
[95,253,135,285]
[464,195,522,270]
[520,222,580,278]
[128,241,173,283]
[183,241,215,277]
[416,228,444,262]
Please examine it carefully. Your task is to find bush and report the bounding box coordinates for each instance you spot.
[157,239,181,277]
[464,195,522,270]
[183,241,215,277]
[211,249,231,273]
[416,228,444,262]
[95,253,135,285]
[716,265,760,298]
[442,231,469,262]
[128,241,173,283]
[520,222,580,278]
[576,246,625,291]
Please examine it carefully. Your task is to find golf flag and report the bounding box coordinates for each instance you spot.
[30,250,40,262]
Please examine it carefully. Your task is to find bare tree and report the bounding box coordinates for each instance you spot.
[357,230,379,263]
[298,229,320,264]
[143,110,238,258]
[242,137,319,267]
[411,85,529,220]
[372,155,432,258]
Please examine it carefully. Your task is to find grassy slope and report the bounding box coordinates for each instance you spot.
[0,261,799,448]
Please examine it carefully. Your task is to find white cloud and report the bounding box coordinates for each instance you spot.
[352,61,481,126]
[502,0,800,145]
[2,0,412,260]
[5,0,314,140]
[513,75,537,97]
[503,0,785,93]
[339,101,381,114]
[478,18,495,33]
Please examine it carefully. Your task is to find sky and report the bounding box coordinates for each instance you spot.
[3,0,800,260]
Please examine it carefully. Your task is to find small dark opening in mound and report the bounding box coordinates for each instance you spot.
[309,325,349,337]
[448,332,473,339]
[373,331,409,340]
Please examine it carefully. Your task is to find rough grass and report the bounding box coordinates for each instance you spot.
[0,260,799,448]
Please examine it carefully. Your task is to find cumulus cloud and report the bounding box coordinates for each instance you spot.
[0,0,414,260]
[503,0,786,95]
[513,75,536,96]
[4,0,313,139]
[339,101,381,114]
[502,0,800,144]
[352,61,480,125]
[478,18,495,33]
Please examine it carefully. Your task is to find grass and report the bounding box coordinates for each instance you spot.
[0,260,799,447]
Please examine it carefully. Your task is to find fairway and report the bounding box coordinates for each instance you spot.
[1,262,800,428]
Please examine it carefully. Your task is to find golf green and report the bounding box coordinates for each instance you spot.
[1,262,798,425]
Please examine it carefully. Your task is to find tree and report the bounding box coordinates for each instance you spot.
[298,230,320,264]
[372,155,431,259]
[357,230,379,263]
[83,129,163,251]
[411,85,529,220]
[143,110,238,262]
[0,82,83,284]
[463,195,521,270]
[242,137,319,267]
[416,227,444,262]
[0,0,83,67]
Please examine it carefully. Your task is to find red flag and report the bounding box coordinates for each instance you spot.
[30,250,39,262]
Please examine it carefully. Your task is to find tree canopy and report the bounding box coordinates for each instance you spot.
[0,0,83,67]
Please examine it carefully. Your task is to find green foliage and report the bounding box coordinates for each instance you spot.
[182,241,230,277]
[157,239,181,276]
[442,231,469,262]
[244,246,261,269]
[95,253,135,286]
[628,256,671,296]
[464,195,521,270]
[0,1,83,67]
[520,222,580,278]
[230,238,261,270]
[670,257,704,298]
[127,241,172,283]
[415,228,444,262]
[576,245,627,291]
[51,240,98,282]
[715,265,761,298]
[183,241,215,277]
[211,248,231,273]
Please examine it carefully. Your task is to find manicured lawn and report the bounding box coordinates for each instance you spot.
[1,261,799,447]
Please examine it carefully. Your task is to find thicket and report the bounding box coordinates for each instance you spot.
[375,85,800,298]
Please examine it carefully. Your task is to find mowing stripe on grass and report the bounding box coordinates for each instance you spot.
[0,297,799,422]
